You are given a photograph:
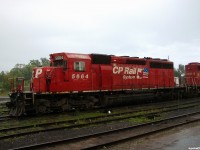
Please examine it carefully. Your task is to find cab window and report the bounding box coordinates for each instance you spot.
[74,62,85,71]
[53,60,63,67]
[53,60,67,69]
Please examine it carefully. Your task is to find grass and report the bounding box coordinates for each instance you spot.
[0,111,105,140]
[0,104,179,130]
[0,106,8,111]
[1,102,199,130]
[128,117,151,123]
[0,91,9,97]
[1,100,200,139]
[0,110,105,130]
[128,115,162,124]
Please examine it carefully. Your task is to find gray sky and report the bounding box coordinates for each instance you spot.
[0,0,200,71]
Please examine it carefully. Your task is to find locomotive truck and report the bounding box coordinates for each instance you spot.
[6,52,200,116]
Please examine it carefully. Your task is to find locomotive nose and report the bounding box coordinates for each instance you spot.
[33,67,54,79]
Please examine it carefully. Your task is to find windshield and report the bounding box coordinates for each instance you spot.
[53,60,67,69]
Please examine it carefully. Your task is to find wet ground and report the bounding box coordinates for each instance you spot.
[106,121,200,150]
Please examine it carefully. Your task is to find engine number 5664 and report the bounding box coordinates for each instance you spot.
[72,74,89,80]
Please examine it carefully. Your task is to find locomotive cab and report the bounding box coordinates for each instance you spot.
[32,53,92,93]
[185,62,200,87]
[31,53,69,93]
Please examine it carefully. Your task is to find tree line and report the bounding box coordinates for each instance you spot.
[0,58,50,94]
[0,60,185,95]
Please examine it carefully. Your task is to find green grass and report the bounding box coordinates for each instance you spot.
[1,101,199,136]
[0,107,164,131]
[0,110,105,130]
[128,115,162,124]
[0,91,9,96]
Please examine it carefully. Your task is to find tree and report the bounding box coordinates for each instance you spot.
[29,60,41,67]
[0,57,50,94]
[1,73,11,91]
[0,71,5,82]
[177,64,185,78]
[40,58,50,66]
[174,64,185,78]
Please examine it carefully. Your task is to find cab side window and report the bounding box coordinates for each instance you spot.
[74,61,85,71]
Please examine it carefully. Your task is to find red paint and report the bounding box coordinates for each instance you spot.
[31,53,175,93]
[185,62,200,86]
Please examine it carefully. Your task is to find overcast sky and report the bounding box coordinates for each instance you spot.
[0,0,200,71]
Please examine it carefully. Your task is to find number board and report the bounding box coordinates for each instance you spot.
[55,56,64,60]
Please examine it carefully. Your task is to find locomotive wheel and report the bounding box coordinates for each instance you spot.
[9,101,25,116]
[61,103,71,111]
[37,105,47,113]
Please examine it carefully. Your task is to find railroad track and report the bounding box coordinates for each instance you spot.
[0,105,9,118]
[0,115,10,122]
[12,110,200,150]
[0,98,9,105]
[0,110,9,115]
[0,104,8,109]
[0,99,200,141]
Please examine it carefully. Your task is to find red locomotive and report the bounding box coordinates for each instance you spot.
[185,62,200,87]
[6,52,199,116]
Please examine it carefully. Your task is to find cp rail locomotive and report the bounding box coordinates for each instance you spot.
[6,52,200,116]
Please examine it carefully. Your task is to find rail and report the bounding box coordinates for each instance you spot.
[11,110,200,150]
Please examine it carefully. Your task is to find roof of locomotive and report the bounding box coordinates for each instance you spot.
[110,55,173,64]
[50,52,91,60]
[147,58,173,64]
[50,52,173,64]
[186,62,200,65]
